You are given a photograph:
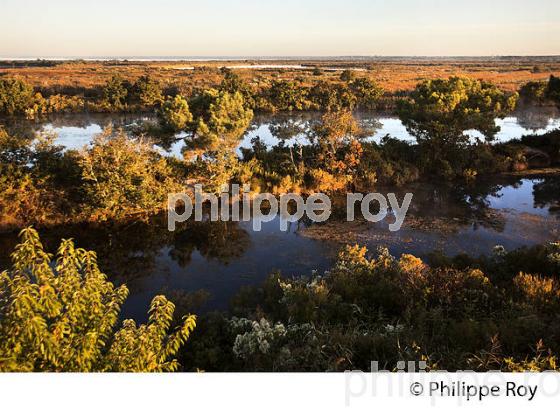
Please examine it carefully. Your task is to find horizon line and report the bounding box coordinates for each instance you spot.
[2,55,560,61]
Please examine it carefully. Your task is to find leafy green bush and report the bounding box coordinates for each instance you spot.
[350,77,383,110]
[267,80,312,111]
[0,228,196,371]
[309,81,357,111]
[219,69,256,109]
[519,81,547,104]
[0,129,70,228]
[0,78,36,116]
[159,95,193,132]
[102,75,130,110]
[78,127,181,220]
[185,89,253,155]
[130,75,164,107]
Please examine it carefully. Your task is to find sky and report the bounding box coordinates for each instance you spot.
[0,0,559,57]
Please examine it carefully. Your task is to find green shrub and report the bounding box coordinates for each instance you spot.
[0,78,36,116]
[159,95,193,132]
[130,75,164,107]
[102,75,130,110]
[0,228,196,371]
[78,127,181,220]
[519,81,547,103]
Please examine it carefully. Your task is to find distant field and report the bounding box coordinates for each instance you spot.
[2,57,560,93]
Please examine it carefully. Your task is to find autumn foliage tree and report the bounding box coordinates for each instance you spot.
[0,228,196,372]
[308,110,364,191]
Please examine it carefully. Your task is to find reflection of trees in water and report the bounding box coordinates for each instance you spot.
[250,112,317,130]
[432,176,560,230]
[533,177,560,214]
[355,116,382,138]
[170,220,251,267]
[161,288,211,317]
[252,112,315,152]
[249,112,382,148]
[34,217,176,282]
[453,181,508,231]
[0,215,252,286]
[137,124,184,153]
[515,105,559,131]
[0,118,41,139]
[268,117,310,142]
[389,179,508,232]
[323,180,509,234]
[46,113,153,130]
[1,113,153,141]
[0,221,167,281]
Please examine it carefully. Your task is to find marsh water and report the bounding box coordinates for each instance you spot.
[1,109,559,321]
[3,105,560,154]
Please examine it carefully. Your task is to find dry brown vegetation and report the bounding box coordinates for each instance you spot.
[2,57,560,94]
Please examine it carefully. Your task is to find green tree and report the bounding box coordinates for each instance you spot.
[519,81,547,104]
[0,78,36,116]
[0,228,196,372]
[399,77,517,146]
[219,69,256,108]
[309,81,357,111]
[397,77,518,178]
[350,77,383,110]
[131,75,164,107]
[267,80,311,111]
[79,127,180,220]
[159,95,193,132]
[184,89,253,156]
[102,75,129,110]
[182,90,253,191]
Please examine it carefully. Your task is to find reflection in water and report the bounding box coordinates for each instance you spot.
[0,175,558,322]
[2,106,558,155]
[515,104,560,132]
[304,176,559,260]
[533,177,560,213]
[170,220,251,267]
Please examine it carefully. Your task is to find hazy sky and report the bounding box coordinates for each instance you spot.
[1,0,559,57]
